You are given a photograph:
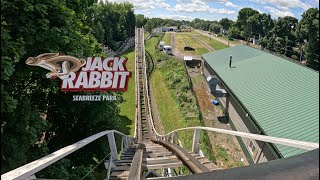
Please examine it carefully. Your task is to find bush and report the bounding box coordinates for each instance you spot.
[157,54,200,119]
[291,55,298,60]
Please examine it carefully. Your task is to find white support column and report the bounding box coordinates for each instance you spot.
[107,131,118,160]
[121,137,124,154]
[172,131,178,144]
[124,137,128,149]
[192,129,200,154]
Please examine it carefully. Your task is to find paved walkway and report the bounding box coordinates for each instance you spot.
[193,29,236,47]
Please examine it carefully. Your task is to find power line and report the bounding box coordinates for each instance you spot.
[80,153,110,180]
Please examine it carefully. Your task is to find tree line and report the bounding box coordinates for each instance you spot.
[1,0,135,178]
[140,7,319,71]
[190,8,319,70]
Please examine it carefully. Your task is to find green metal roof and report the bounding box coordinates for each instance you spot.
[202,45,319,158]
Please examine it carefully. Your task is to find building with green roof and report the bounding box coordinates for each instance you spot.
[201,45,319,164]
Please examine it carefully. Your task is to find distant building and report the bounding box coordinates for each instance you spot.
[162,26,177,32]
[202,45,319,164]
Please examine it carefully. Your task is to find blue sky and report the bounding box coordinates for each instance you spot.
[102,0,319,21]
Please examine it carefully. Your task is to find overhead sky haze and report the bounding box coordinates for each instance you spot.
[100,0,319,21]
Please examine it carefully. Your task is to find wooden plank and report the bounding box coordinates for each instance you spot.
[128,143,144,180]
[112,166,131,171]
[142,162,184,170]
[108,132,119,160]
[146,158,181,165]
[111,170,130,177]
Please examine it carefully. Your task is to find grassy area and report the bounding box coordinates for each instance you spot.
[118,50,136,136]
[193,34,229,51]
[162,32,171,45]
[176,33,209,55]
[145,34,213,158]
[144,31,150,39]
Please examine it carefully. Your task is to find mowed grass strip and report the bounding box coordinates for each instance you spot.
[162,33,171,46]
[177,33,209,55]
[180,33,209,55]
[118,50,136,136]
[191,31,229,51]
[150,69,185,133]
[146,33,164,56]
[175,33,196,56]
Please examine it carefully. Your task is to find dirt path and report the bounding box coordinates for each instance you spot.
[189,34,214,51]
[193,29,236,47]
[189,70,249,168]
[171,33,184,60]
[166,31,248,168]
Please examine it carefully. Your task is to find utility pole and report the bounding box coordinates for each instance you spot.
[299,44,303,63]
[285,40,288,56]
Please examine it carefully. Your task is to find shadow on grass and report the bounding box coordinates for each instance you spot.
[116,115,132,136]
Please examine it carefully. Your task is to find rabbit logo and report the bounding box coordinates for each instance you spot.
[26,53,86,80]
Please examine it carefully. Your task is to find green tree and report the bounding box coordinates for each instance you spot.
[210,23,222,34]
[219,18,233,31]
[1,0,132,178]
[297,8,319,70]
[273,16,298,55]
[236,8,260,40]
[136,14,147,28]
[260,13,274,37]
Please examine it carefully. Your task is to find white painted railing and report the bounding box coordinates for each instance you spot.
[1,130,134,180]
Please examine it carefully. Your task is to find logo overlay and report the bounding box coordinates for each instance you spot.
[26,53,132,101]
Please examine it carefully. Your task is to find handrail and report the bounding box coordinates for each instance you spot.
[134,27,138,139]
[1,130,132,180]
[161,126,319,150]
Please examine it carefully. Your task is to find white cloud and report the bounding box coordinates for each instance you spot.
[248,0,267,4]
[256,8,264,13]
[251,0,312,10]
[173,1,236,14]
[103,0,236,17]
[104,0,172,11]
[225,1,239,8]
[264,6,295,18]
[148,14,195,21]
[202,0,228,2]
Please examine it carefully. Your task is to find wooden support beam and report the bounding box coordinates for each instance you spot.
[171,131,178,144]
[192,129,200,154]
[107,131,118,160]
